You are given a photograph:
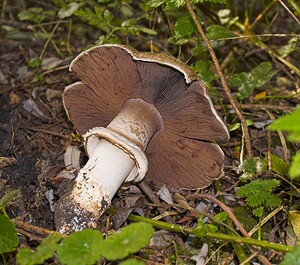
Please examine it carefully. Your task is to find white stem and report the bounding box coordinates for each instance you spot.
[55,99,163,234]
[75,139,135,204]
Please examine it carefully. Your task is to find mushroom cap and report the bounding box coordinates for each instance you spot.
[63,44,229,189]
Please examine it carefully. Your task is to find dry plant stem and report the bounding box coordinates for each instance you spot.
[251,0,278,29]
[185,0,253,158]
[25,127,71,140]
[249,206,284,237]
[12,219,57,237]
[278,0,300,24]
[39,21,61,59]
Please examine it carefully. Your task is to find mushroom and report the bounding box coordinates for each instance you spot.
[55,44,229,234]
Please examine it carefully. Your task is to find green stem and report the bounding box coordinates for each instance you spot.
[126,213,292,253]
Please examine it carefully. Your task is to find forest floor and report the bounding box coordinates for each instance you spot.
[0,1,299,264]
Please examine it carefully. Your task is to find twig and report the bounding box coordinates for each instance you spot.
[25,126,71,140]
[12,219,56,236]
[251,0,278,29]
[186,193,248,236]
[214,102,295,112]
[39,22,61,60]
[278,0,300,24]
[185,0,253,158]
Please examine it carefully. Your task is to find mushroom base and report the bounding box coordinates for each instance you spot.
[55,98,163,234]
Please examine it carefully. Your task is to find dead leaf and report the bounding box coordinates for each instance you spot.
[23,98,50,122]
[46,89,62,101]
[64,145,81,171]
[157,184,173,204]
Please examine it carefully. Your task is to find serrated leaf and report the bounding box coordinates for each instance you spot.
[17,232,62,265]
[0,215,19,254]
[173,16,195,37]
[289,152,300,179]
[280,246,300,265]
[252,207,264,217]
[98,222,154,260]
[268,106,300,142]
[120,258,145,265]
[57,229,103,265]
[206,25,234,40]
[58,2,81,19]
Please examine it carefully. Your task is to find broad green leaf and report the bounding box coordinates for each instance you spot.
[57,229,103,265]
[98,222,154,260]
[289,152,300,179]
[192,60,217,83]
[268,106,300,142]
[0,215,18,254]
[251,62,278,87]
[277,37,298,58]
[58,2,81,19]
[229,62,278,100]
[120,258,145,265]
[206,25,234,40]
[17,232,62,265]
[173,16,195,38]
[280,246,300,265]
[266,154,289,176]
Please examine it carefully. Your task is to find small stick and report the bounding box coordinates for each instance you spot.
[185,0,253,158]
[25,126,71,140]
[12,219,56,236]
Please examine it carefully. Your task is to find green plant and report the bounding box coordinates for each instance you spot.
[236,179,281,239]
[0,191,19,262]
[269,106,300,179]
[16,222,154,265]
